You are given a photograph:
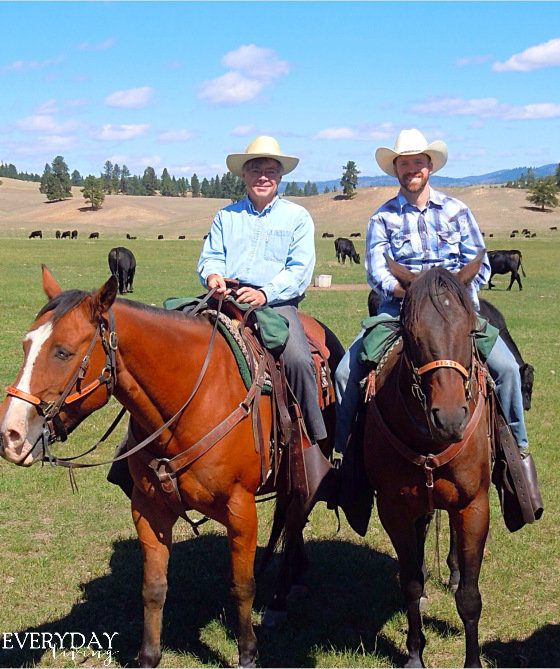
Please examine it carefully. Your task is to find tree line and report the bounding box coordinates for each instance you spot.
[32,156,326,210]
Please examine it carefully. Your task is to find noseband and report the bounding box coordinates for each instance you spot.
[5,309,118,448]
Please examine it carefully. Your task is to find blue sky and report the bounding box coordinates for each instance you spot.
[1,1,559,182]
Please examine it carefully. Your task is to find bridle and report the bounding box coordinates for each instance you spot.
[5,309,118,452]
[368,313,489,512]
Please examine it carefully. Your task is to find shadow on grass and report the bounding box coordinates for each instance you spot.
[0,534,405,668]
[483,624,560,668]
[3,530,549,668]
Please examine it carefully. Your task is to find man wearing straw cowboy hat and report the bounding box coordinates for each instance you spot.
[197,135,327,447]
[333,128,532,465]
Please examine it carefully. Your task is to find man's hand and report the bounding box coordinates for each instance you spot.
[206,274,230,296]
[235,286,267,306]
[393,282,406,299]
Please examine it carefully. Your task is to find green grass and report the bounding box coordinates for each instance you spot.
[0,236,558,667]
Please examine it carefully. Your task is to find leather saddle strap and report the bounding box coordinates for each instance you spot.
[370,388,486,471]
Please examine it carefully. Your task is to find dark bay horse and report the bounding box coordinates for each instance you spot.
[363,253,491,668]
[0,266,342,667]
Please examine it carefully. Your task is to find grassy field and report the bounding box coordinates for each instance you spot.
[0,236,558,668]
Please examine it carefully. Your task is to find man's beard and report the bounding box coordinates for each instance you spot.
[398,172,429,194]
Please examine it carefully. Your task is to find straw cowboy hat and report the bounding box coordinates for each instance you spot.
[375,128,448,177]
[226,135,299,178]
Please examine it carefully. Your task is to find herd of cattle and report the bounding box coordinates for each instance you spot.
[28,230,184,240]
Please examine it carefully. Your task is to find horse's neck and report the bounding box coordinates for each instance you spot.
[111,302,214,430]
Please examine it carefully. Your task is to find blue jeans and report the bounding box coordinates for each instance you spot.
[334,305,528,453]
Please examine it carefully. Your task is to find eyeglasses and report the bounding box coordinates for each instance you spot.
[245,168,281,179]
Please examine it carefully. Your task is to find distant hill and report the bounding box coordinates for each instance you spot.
[280,163,559,192]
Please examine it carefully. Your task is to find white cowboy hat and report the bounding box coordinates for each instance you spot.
[226,135,299,178]
[375,128,448,177]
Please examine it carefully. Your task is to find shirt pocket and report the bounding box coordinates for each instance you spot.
[264,229,292,262]
[390,232,413,261]
[437,230,461,256]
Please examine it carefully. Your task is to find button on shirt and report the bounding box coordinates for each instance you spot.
[197,195,316,305]
[365,188,490,310]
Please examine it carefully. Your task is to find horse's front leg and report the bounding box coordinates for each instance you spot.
[377,496,426,668]
[226,486,259,668]
[449,494,489,668]
[447,515,460,593]
[132,488,176,668]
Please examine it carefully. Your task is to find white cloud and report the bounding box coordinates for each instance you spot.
[96,124,149,140]
[15,135,75,155]
[313,123,394,141]
[2,55,63,73]
[104,87,154,109]
[456,54,491,67]
[231,124,257,137]
[34,99,58,115]
[198,71,264,106]
[77,38,115,51]
[158,129,194,142]
[411,96,560,120]
[199,44,290,106]
[221,44,290,81]
[493,37,560,72]
[14,115,78,134]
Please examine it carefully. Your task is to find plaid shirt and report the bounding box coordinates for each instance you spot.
[365,187,490,309]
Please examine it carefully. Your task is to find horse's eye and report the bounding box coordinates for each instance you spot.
[54,346,73,361]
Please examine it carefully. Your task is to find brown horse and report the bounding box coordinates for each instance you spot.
[363,253,491,668]
[0,266,342,667]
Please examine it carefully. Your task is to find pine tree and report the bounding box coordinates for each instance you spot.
[71,170,83,186]
[40,156,72,201]
[340,160,360,198]
[191,173,201,198]
[142,166,158,195]
[160,168,173,196]
[102,160,114,194]
[526,176,559,211]
[112,164,121,194]
[81,175,105,210]
[119,165,131,194]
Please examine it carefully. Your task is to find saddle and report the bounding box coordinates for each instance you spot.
[199,292,334,501]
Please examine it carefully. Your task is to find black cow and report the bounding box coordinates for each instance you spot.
[487,249,526,290]
[550,226,557,231]
[157,234,164,240]
[203,234,209,240]
[61,230,71,239]
[126,233,137,240]
[108,247,136,295]
[334,237,360,264]
[367,289,534,411]
[71,230,78,239]
[478,298,534,411]
[178,235,185,240]
[55,230,61,239]
[350,232,361,238]
[89,232,99,239]
[28,230,42,239]
[322,232,334,238]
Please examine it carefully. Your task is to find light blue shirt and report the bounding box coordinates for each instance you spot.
[365,187,490,310]
[197,195,316,305]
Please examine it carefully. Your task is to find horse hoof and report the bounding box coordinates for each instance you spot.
[419,595,428,613]
[449,582,459,594]
[261,607,288,629]
[138,648,161,668]
[287,583,309,603]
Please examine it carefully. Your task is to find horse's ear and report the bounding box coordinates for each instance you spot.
[384,253,416,289]
[456,250,485,286]
[90,275,118,319]
[42,264,62,298]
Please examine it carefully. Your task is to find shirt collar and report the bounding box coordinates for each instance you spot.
[245,193,279,216]
[396,186,444,214]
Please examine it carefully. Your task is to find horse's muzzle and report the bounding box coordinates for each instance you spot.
[430,404,469,443]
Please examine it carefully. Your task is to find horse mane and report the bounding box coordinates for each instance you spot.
[37,290,188,323]
[401,267,476,332]
[36,289,89,323]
